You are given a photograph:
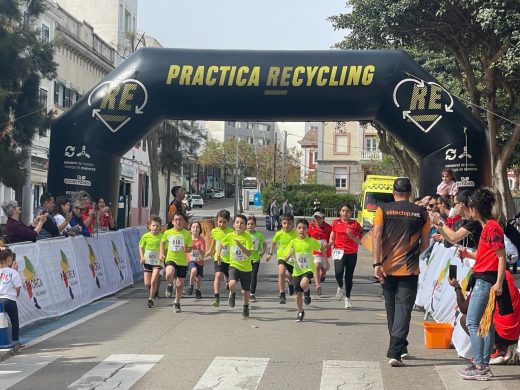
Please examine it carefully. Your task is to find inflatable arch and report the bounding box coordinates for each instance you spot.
[48,48,490,208]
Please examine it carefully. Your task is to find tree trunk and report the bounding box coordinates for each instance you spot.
[166,169,171,223]
[146,132,160,216]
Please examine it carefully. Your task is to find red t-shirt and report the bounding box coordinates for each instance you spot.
[332,218,363,254]
[446,214,461,229]
[473,219,504,273]
[493,271,520,341]
[308,221,332,257]
[189,236,206,266]
[81,206,94,234]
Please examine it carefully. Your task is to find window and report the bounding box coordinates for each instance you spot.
[54,82,64,106]
[41,23,50,43]
[125,10,132,32]
[365,136,377,151]
[334,134,350,154]
[334,167,349,189]
[39,88,48,111]
[54,82,79,108]
[310,125,319,132]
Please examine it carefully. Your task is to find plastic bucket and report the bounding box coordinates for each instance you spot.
[423,322,453,349]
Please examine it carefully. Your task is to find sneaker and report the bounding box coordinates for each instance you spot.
[242,305,249,318]
[304,291,311,305]
[457,364,490,380]
[195,289,202,299]
[345,297,352,309]
[279,293,287,304]
[296,311,305,322]
[165,284,173,298]
[335,287,345,301]
[316,286,322,296]
[228,293,236,308]
[320,274,326,283]
[174,302,181,313]
[489,348,506,365]
[288,284,295,296]
[401,347,409,359]
[213,297,220,307]
[187,285,194,295]
[250,294,257,302]
[388,358,404,367]
[147,299,154,308]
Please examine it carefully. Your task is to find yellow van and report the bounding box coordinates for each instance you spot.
[357,175,396,231]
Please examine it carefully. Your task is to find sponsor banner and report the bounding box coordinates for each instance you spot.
[121,227,147,281]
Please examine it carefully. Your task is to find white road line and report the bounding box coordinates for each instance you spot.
[67,354,163,390]
[320,360,384,390]
[193,356,269,390]
[24,300,127,349]
[0,354,60,389]
[436,365,507,390]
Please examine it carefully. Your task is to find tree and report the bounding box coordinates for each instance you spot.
[330,0,520,215]
[0,0,57,190]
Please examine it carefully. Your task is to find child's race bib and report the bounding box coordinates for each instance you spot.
[144,249,160,265]
[231,245,247,261]
[295,253,311,269]
[252,236,259,250]
[332,248,344,260]
[168,236,185,252]
[220,243,230,257]
[190,249,202,262]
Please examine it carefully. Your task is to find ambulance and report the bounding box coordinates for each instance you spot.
[357,175,396,231]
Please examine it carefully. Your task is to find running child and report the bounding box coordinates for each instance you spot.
[0,247,22,348]
[138,215,163,308]
[187,221,206,299]
[160,212,192,313]
[284,219,324,322]
[219,214,253,318]
[207,210,233,307]
[266,213,297,304]
[247,215,266,302]
[308,208,332,295]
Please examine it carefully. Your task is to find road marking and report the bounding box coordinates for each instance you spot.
[0,354,60,389]
[193,356,269,390]
[320,360,384,390]
[68,354,163,389]
[24,300,127,349]
[436,365,507,390]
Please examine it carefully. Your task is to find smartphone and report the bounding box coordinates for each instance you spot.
[449,264,457,280]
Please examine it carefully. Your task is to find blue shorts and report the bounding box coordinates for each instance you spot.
[188,262,204,277]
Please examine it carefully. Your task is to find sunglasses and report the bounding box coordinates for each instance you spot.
[427,203,435,207]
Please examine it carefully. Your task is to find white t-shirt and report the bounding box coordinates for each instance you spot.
[54,214,71,232]
[0,267,22,301]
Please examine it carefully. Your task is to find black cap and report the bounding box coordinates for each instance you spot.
[393,177,412,193]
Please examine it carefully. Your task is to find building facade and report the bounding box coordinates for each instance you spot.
[298,123,320,183]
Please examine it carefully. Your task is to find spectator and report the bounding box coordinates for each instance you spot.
[282,199,292,216]
[35,193,60,239]
[1,200,46,243]
[71,191,96,234]
[52,196,76,236]
[167,186,187,229]
[69,200,91,237]
[270,199,280,230]
[97,197,116,232]
[436,168,458,197]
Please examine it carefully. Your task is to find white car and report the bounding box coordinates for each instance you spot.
[191,194,204,208]
[210,189,225,199]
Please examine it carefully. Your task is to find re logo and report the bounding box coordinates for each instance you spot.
[393,78,454,133]
[88,79,148,133]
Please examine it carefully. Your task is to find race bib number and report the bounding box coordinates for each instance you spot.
[252,236,259,250]
[295,253,311,269]
[144,249,160,265]
[231,245,247,261]
[190,249,202,262]
[168,236,185,252]
[220,244,230,257]
[332,248,344,260]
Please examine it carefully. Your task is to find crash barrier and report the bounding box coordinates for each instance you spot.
[8,227,146,328]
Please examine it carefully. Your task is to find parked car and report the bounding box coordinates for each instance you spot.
[191,194,204,208]
[209,189,225,199]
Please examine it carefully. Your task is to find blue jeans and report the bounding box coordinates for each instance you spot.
[466,278,495,365]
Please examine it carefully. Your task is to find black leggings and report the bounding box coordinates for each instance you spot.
[250,261,260,294]
[0,298,19,342]
[334,253,358,298]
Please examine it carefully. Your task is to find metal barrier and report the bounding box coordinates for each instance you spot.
[303,208,337,218]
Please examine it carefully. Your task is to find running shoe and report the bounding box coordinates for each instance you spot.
[250,294,257,302]
[457,363,490,380]
[279,293,287,304]
[228,293,236,308]
[187,285,194,295]
[316,286,322,296]
[489,348,506,365]
[345,297,352,309]
[401,346,409,359]
[288,284,295,296]
[296,311,305,322]
[147,299,154,308]
[320,274,326,283]
[174,302,181,313]
[195,289,202,299]
[165,284,173,298]
[304,291,311,305]
[388,358,404,367]
[242,305,249,318]
[213,297,220,307]
[335,287,345,300]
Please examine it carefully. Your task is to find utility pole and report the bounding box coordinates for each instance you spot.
[282,130,287,191]
[234,127,240,216]
[21,146,33,225]
[273,131,277,186]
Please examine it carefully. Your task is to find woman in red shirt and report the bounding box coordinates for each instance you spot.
[329,204,362,309]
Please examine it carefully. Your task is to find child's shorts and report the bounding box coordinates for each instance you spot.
[188,262,204,277]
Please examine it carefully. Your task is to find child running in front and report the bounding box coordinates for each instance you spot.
[187,221,206,299]
[266,213,297,304]
[160,212,192,313]
[138,215,163,308]
[285,219,325,322]
[247,215,266,302]
[0,247,22,348]
[219,214,253,318]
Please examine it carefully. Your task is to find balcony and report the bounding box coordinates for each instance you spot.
[359,150,383,160]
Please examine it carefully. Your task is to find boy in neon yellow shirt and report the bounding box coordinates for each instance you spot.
[285,218,325,322]
[138,215,163,308]
[220,214,253,318]
[207,209,233,307]
[266,213,297,304]
[160,213,192,313]
[247,215,266,303]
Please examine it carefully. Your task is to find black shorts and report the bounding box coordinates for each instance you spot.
[214,261,230,277]
[165,261,188,278]
[293,272,313,292]
[143,263,162,272]
[229,267,252,292]
[277,260,294,275]
[188,262,204,277]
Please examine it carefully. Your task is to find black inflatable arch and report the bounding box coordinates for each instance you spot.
[48,48,490,207]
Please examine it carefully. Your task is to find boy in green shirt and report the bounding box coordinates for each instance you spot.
[219,214,253,318]
[160,213,192,313]
[207,210,233,307]
[247,215,266,302]
[266,213,297,304]
[285,219,325,322]
[138,215,163,308]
